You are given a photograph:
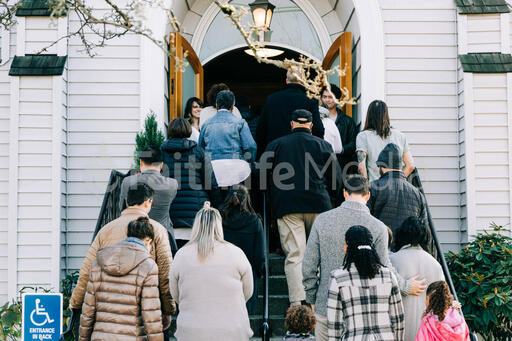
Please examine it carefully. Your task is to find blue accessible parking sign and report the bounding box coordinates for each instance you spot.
[22,293,62,341]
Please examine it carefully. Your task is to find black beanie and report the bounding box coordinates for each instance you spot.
[376,143,401,169]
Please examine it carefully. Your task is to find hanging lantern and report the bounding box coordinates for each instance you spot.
[249,0,275,31]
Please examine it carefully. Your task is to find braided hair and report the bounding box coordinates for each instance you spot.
[343,225,382,279]
[425,281,453,321]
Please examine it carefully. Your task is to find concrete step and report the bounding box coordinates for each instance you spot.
[169,314,287,338]
[256,294,289,316]
[250,315,287,337]
[258,275,288,296]
[269,253,285,276]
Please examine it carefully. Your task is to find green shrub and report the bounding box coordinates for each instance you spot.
[0,299,21,340]
[447,223,512,341]
[61,271,79,322]
[0,287,50,340]
[133,112,166,168]
[0,272,79,341]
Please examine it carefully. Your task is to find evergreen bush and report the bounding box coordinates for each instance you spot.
[447,223,512,340]
[133,112,165,168]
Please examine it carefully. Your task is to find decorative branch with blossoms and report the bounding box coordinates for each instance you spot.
[0,0,356,106]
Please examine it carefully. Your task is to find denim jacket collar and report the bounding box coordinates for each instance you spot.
[124,237,148,250]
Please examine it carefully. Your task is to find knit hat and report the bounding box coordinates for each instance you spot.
[376,143,401,169]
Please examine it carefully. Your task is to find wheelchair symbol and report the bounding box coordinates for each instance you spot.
[30,299,54,326]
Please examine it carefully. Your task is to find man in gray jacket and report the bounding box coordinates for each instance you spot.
[120,146,178,252]
[302,175,427,341]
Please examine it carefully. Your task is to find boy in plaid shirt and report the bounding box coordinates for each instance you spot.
[327,225,404,340]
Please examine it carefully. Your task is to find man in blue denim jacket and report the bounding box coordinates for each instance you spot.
[199,90,257,163]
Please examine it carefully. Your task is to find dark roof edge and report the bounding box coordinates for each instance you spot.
[455,0,511,14]
[9,55,67,76]
[459,53,512,73]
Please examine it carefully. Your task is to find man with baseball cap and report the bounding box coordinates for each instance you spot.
[367,143,428,234]
[261,109,342,307]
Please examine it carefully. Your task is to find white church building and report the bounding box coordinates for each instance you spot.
[0,0,511,303]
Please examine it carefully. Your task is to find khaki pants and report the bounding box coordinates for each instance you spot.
[277,213,318,304]
[315,313,328,341]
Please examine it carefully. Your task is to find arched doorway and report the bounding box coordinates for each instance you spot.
[185,0,386,122]
[203,47,302,114]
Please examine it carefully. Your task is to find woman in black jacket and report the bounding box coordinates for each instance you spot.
[221,185,264,314]
[161,118,221,249]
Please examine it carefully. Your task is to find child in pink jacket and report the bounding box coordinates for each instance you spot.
[416,281,470,341]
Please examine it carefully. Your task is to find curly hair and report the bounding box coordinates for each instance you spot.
[343,225,382,279]
[425,281,453,321]
[284,305,315,334]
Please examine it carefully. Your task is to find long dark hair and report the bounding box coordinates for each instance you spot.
[425,281,453,321]
[393,216,430,252]
[184,97,203,125]
[363,100,391,139]
[221,185,255,218]
[343,225,382,279]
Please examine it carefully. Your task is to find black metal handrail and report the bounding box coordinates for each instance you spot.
[261,191,271,341]
[408,168,477,341]
[92,169,128,241]
[407,168,458,300]
[62,169,127,340]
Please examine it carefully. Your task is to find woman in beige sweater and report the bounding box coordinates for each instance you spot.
[169,203,254,341]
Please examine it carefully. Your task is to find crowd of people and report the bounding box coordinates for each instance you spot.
[70,68,470,340]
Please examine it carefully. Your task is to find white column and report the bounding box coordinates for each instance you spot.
[463,73,476,238]
[8,76,19,300]
[500,13,510,54]
[51,76,62,291]
[507,73,512,232]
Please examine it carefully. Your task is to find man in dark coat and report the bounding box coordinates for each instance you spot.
[119,146,178,252]
[256,67,325,157]
[261,109,341,307]
[367,143,428,234]
[320,84,358,175]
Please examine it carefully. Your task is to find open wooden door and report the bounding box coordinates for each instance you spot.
[169,32,204,121]
[322,32,352,117]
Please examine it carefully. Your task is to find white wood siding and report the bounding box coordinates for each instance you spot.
[381,0,461,252]
[467,14,502,53]
[0,60,10,304]
[25,17,58,55]
[17,76,55,291]
[65,9,140,272]
[457,60,467,244]
[510,7,512,52]
[61,64,68,279]
[472,74,510,233]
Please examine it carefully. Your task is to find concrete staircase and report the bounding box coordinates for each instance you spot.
[169,254,289,340]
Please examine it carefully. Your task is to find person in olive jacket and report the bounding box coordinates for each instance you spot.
[320,84,358,175]
[221,185,264,314]
[161,118,221,248]
[79,217,163,341]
